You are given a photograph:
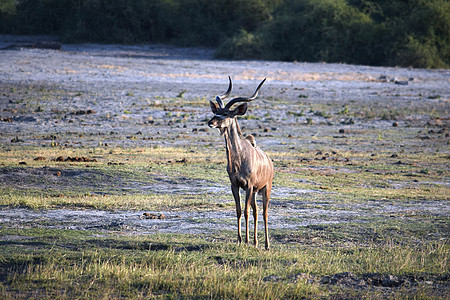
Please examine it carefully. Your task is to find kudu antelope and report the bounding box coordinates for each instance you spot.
[208,77,274,250]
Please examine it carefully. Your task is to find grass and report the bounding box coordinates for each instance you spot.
[0,227,447,299]
[0,188,218,211]
[272,149,449,203]
[0,80,448,298]
[1,145,447,208]
[0,143,448,298]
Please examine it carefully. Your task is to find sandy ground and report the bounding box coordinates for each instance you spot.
[0,35,449,236]
[1,35,448,151]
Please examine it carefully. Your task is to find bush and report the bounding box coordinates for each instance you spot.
[215,29,264,59]
[388,0,450,68]
[0,0,448,68]
[0,0,272,45]
[216,0,449,68]
[215,0,386,64]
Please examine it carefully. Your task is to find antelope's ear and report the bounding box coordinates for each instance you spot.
[233,103,247,116]
[210,100,219,114]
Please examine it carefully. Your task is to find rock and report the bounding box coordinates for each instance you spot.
[53,156,97,162]
[34,157,46,161]
[12,116,37,122]
[378,75,389,82]
[11,136,24,143]
[143,212,166,220]
[72,110,96,115]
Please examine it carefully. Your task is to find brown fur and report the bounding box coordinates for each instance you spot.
[208,78,274,249]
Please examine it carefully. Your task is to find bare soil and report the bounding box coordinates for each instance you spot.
[0,34,448,235]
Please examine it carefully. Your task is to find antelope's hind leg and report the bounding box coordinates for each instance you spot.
[231,185,242,244]
[262,185,271,250]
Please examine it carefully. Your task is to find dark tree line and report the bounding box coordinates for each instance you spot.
[1,0,448,68]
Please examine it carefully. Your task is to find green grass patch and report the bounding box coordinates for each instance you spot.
[0,227,447,299]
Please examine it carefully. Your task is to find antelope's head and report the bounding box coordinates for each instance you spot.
[208,76,266,134]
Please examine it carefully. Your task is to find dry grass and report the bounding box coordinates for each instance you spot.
[1,229,447,299]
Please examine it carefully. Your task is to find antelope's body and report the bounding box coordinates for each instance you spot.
[208,77,274,249]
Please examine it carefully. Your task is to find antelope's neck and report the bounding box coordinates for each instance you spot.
[223,119,243,168]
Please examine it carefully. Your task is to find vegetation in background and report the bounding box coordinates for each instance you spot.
[217,0,450,68]
[0,0,448,68]
[0,0,274,46]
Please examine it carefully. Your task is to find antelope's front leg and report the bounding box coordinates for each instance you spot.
[231,185,242,244]
[244,187,253,244]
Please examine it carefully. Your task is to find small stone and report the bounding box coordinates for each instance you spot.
[143,212,166,220]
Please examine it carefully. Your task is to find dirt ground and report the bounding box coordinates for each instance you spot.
[0,34,449,235]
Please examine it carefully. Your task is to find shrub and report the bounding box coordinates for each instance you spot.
[216,0,449,68]
[0,0,272,45]
[388,0,450,68]
[215,29,264,59]
[0,0,448,68]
